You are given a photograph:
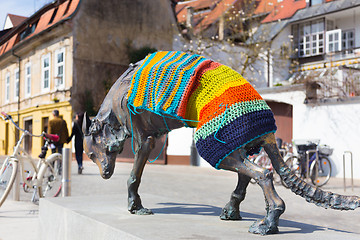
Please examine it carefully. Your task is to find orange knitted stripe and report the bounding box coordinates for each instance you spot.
[131,51,169,107]
[196,83,263,129]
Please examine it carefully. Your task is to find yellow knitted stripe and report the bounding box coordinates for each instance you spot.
[185,65,248,121]
[132,51,169,107]
[163,56,206,111]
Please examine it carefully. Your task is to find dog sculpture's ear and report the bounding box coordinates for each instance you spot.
[82,112,92,136]
[108,110,121,130]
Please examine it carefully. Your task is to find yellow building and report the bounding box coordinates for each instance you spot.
[0,0,178,157]
[0,1,78,156]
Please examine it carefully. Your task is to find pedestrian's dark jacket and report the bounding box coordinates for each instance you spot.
[68,121,83,152]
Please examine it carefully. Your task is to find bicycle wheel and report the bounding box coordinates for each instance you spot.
[251,153,281,184]
[254,154,272,169]
[310,156,331,187]
[0,157,18,207]
[249,153,269,184]
[37,154,62,198]
[281,156,301,188]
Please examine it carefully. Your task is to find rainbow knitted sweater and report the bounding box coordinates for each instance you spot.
[127,51,276,169]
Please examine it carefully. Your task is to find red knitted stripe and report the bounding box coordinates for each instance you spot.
[177,60,221,119]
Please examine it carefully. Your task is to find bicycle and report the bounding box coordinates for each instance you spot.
[0,112,62,207]
[283,139,333,187]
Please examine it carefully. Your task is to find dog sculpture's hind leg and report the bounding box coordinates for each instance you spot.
[218,133,285,235]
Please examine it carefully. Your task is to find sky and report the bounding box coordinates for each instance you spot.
[0,0,52,30]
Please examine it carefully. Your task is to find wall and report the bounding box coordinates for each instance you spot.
[71,0,178,113]
[270,24,292,85]
[167,127,193,164]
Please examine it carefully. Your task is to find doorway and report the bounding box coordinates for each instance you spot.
[42,117,49,146]
[267,101,293,144]
[24,119,33,154]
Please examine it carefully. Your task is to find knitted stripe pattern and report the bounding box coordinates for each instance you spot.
[127,51,277,169]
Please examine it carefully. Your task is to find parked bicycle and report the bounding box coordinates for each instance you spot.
[0,112,62,207]
[283,139,333,187]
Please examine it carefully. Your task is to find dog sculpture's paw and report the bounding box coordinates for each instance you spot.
[128,200,154,215]
[133,208,153,215]
[248,219,279,235]
[220,205,241,220]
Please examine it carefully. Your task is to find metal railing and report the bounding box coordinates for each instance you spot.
[342,151,354,192]
[62,148,71,197]
[306,149,318,179]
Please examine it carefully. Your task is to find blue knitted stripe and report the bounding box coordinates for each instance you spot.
[195,110,277,168]
[151,51,183,108]
[128,53,157,104]
[156,54,204,113]
[146,51,175,109]
[167,55,206,114]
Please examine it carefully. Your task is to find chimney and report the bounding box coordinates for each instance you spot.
[186,6,194,29]
[219,15,224,41]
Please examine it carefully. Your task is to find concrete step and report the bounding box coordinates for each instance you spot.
[39,191,360,240]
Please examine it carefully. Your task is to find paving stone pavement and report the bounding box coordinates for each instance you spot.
[0,157,360,240]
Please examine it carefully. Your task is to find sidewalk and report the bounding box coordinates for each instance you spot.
[1,158,360,239]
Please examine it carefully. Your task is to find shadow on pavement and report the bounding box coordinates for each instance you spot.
[151,202,359,235]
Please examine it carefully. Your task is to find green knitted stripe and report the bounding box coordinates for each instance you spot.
[194,99,271,142]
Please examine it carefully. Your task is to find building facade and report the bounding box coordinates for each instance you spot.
[257,0,360,178]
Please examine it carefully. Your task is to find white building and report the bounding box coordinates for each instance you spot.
[258,0,360,179]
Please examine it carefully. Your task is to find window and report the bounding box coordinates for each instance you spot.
[310,0,323,6]
[25,62,31,97]
[55,48,65,89]
[63,0,73,15]
[14,68,19,101]
[48,8,58,24]
[297,20,324,57]
[5,72,10,103]
[41,54,50,92]
[342,30,354,53]
[326,29,342,53]
[20,22,38,40]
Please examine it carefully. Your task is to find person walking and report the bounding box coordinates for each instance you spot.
[68,112,84,174]
[48,109,69,154]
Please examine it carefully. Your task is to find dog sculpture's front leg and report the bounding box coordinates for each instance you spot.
[127,135,155,215]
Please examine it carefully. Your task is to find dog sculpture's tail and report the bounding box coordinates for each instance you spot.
[263,138,360,211]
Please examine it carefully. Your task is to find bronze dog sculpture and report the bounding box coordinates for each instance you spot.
[82,51,359,235]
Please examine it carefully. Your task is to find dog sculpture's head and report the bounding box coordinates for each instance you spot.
[82,111,128,179]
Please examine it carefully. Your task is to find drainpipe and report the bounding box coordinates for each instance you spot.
[11,50,21,202]
[267,48,270,87]
[12,50,21,139]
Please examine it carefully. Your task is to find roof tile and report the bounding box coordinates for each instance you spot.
[0,0,80,57]
[176,0,238,33]
[4,34,18,53]
[33,9,55,35]
[62,0,80,19]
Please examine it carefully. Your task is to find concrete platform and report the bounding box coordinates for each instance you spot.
[38,162,360,240]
